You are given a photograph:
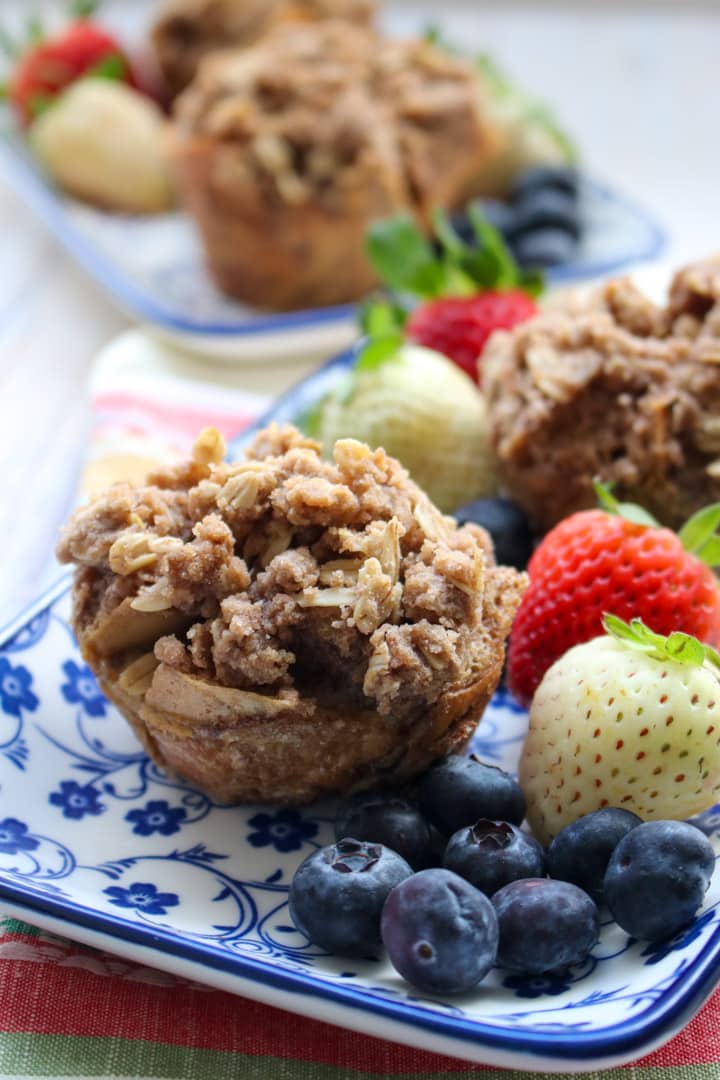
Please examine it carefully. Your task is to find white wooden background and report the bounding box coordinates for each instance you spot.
[1,0,720,620]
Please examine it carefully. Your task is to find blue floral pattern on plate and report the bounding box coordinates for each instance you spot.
[104,882,180,916]
[60,660,107,718]
[125,800,187,837]
[0,579,718,1072]
[247,810,319,853]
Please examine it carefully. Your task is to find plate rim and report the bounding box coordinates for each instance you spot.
[0,132,666,339]
[1,578,719,1069]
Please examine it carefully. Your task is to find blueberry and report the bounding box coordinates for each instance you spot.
[547,808,642,903]
[510,165,580,202]
[453,496,535,570]
[289,838,413,956]
[335,792,434,870]
[604,821,715,942]
[381,868,498,994]
[444,819,545,896]
[511,189,582,241]
[512,227,578,269]
[493,879,599,974]
[419,755,526,836]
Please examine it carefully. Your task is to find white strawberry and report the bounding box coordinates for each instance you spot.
[519,616,720,844]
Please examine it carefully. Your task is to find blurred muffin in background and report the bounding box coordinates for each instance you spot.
[483,257,720,531]
[372,37,501,221]
[167,21,498,308]
[152,0,377,99]
[167,23,408,309]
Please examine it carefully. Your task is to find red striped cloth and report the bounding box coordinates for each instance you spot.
[2,917,720,1079]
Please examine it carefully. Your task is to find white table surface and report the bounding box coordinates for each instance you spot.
[1,0,719,622]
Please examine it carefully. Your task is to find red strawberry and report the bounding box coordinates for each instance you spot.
[362,210,542,383]
[4,3,137,126]
[507,487,720,707]
[406,290,538,381]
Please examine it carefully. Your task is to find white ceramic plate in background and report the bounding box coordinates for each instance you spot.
[0,127,666,361]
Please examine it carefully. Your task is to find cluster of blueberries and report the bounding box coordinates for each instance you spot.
[451,165,583,271]
[289,756,716,996]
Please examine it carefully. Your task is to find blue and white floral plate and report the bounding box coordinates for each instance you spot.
[0,126,665,362]
[1,579,718,1073]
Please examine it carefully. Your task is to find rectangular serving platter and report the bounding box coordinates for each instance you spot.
[0,126,665,361]
[0,578,718,1073]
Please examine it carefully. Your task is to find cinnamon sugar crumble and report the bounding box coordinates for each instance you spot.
[58,423,525,721]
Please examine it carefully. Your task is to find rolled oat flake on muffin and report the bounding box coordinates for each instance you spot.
[57,424,526,805]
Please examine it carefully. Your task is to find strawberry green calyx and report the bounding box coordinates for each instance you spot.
[593,480,660,528]
[365,210,543,303]
[594,480,720,569]
[602,614,720,672]
[677,503,720,567]
[70,0,100,18]
[360,209,543,366]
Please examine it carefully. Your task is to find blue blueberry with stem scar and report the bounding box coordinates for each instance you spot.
[289,838,412,956]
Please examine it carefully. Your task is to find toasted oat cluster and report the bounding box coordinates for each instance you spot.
[483,257,720,531]
[57,426,525,804]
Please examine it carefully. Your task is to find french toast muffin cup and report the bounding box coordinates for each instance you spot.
[58,425,526,806]
[152,0,378,101]
[483,257,720,531]
[167,23,499,309]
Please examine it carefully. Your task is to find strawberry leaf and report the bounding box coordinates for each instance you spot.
[697,536,720,568]
[664,631,707,667]
[355,334,404,371]
[70,0,100,18]
[466,205,518,287]
[85,52,126,81]
[365,208,544,305]
[366,215,445,299]
[28,94,54,119]
[26,17,44,45]
[593,480,660,528]
[678,503,720,562]
[603,613,720,672]
[358,298,407,338]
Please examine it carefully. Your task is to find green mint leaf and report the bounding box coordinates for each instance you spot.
[366,215,444,299]
[678,503,720,557]
[356,333,404,372]
[593,479,660,528]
